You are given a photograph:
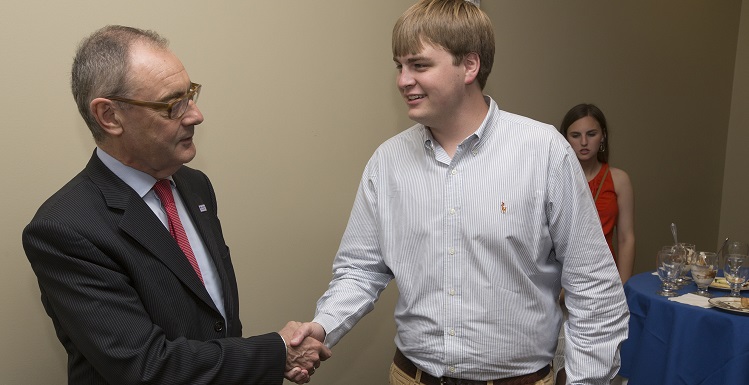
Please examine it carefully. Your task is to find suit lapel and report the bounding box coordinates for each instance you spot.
[172,171,233,309]
[173,172,225,271]
[85,153,217,310]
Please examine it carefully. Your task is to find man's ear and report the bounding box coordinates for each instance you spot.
[90,98,123,137]
[463,52,481,85]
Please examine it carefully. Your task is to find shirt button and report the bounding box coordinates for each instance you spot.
[449,208,456,215]
[448,247,455,255]
[449,329,456,336]
[450,169,457,175]
[449,366,456,373]
[449,289,455,296]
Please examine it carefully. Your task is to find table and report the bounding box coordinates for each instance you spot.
[619,271,749,384]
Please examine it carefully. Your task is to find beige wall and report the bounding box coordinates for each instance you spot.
[0,1,745,384]
[721,2,749,241]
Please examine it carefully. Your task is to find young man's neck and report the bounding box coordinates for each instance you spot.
[428,92,489,158]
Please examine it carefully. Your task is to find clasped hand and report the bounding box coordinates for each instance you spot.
[279,321,331,384]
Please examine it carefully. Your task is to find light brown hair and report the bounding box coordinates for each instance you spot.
[392,0,495,89]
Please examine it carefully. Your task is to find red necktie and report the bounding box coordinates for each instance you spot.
[153,179,204,284]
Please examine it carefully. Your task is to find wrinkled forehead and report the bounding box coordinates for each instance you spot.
[127,42,189,98]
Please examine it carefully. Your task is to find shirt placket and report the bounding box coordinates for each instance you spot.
[443,146,465,377]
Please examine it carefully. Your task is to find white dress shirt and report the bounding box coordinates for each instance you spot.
[312,97,628,383]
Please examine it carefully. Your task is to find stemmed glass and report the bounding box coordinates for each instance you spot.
[656,248,684,297]
[723,241,748,267]
[723,254,749,298]
[661,245,687,287]
[725,241,749,256]
[676,243,696,285]
[690,252,718,297]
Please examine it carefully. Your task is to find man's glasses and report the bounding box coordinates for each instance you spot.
[107,82,201,120]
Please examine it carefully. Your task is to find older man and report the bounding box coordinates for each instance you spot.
[23,25,329,384]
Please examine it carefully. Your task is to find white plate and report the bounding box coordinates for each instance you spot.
[708,297,749,315]
[709,277,749,291]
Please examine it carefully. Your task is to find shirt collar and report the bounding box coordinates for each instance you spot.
[96,147,172,198]
[421,95,499,153]
[473,95,499,151]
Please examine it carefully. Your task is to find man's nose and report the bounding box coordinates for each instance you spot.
[397,70,415,89]
[183,100,204,125]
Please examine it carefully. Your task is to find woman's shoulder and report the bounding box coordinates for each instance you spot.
[607,166,629,179]
[607,165,633,192]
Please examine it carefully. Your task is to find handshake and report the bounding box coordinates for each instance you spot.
[279,321,331,384]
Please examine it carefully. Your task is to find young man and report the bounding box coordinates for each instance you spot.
[292,1,628,384]
[23,25,329,384]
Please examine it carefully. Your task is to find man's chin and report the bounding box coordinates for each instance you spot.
[408,114,434,128]
[177,146,197,164]
[407,110,427,125]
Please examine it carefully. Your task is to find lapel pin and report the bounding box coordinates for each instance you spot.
[198,204,207,212]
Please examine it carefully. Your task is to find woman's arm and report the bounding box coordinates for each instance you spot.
[611,167,635,283]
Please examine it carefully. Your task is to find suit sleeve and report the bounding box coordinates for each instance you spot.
[23,211,286,385]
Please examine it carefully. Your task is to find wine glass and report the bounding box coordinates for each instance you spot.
[661,245,687,287]
[723,254,749,298]
[690,251,718,297]
[656,248,684,297]
[723,241,749,268]
[677,243,696,283]
[726,241,749,256]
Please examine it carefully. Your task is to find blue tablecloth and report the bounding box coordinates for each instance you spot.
[620,271,749,385]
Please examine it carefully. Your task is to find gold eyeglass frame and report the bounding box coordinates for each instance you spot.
[106,82,201,119]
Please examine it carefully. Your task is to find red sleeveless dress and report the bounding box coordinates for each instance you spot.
[588,163,618,264]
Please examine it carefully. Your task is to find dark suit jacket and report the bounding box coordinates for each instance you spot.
[23,151,285,385]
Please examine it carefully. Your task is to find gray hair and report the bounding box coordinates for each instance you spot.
[71,25,169,142]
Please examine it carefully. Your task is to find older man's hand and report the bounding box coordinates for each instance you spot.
[279,321,331,384]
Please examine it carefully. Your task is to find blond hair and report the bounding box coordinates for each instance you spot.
[392,0,495,89]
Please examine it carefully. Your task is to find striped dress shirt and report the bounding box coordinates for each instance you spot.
[313,96,628,383]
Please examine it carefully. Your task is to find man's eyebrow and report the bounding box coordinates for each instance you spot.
[393,56,428,63]
[159,84,191,102]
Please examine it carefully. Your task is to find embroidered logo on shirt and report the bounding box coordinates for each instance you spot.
[501,202,507,214]
[198,204,207,212]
